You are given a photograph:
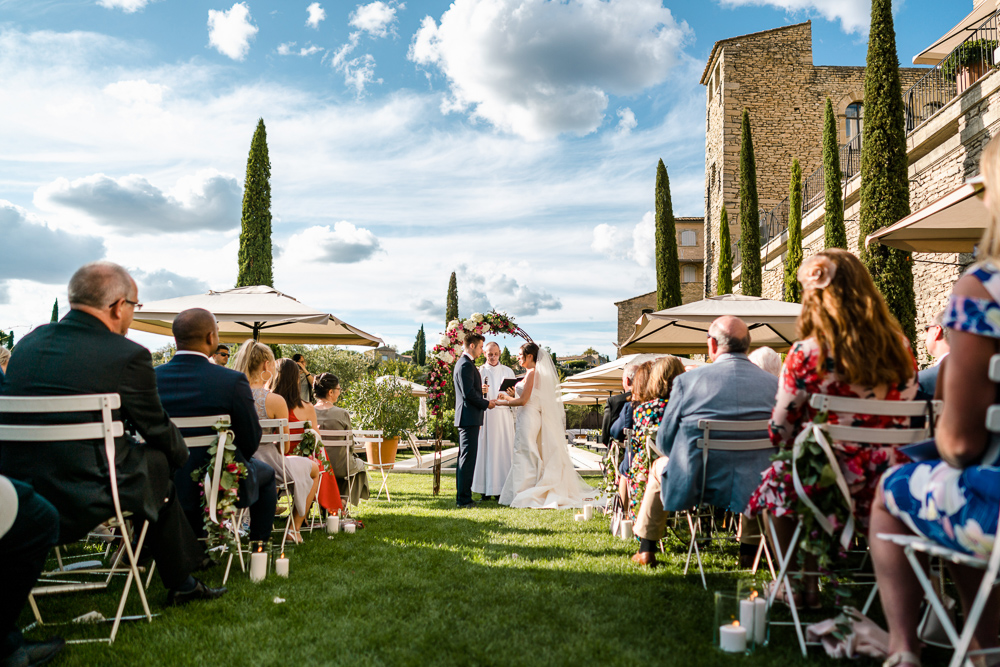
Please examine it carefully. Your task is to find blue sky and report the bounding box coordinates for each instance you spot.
[0,0,973,357]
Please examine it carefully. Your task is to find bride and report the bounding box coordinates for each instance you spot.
[496,342,596,509]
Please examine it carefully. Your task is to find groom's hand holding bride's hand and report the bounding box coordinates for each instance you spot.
[487,400,497,409]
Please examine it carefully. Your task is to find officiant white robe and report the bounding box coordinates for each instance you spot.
[472,362,516,496]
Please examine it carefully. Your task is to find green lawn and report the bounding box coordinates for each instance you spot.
[22,474,945,666]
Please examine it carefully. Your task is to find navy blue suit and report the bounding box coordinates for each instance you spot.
[916,361,943,401]
[155,353,276,542]
[454,353,490,506]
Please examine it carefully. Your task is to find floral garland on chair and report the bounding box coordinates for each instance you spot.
[191,420,247,559]
[292,422,335,477]
[425,311,531,419]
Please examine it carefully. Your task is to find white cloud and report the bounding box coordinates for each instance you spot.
[286,222,383,263]
[103,79,168,106]
[35,170,242,235]
[0,200,106,284]
[717,0,875,34]
[207,3,258,61]
[591,211,655,267]
[409,0,688,140]
[350,1,403,37]
[457,265,562,317]
[306,2,326,29]
[277,42,323,57]
[616,107,637,135]
[97,0,152,12]
[131,268,210,301]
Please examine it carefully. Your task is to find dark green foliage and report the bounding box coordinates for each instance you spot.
[858,0,916,344]
[738,109,762,296]
[823,99,847,249]
[236,119,274,288]
[445,272,459,325]
[940,39,998,81]
[1,331,14,349]
[655,159,681,310]
[268,344,282,360]
[784,160,804,303]
[415,325,426,366]
[717,208,733,295]
[50,299,59,323]
[500,346,514,369]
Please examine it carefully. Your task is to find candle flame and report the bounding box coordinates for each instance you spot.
[257,546,262,553]
[732,621,740,628]
[280,553,285,559]
[749,591,758,600]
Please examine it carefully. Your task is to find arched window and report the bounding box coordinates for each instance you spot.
[682,265,697,283]
[680,230,697,247]
[846,102,863,140]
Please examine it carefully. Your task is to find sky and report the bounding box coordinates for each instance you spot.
[0,0,973,358]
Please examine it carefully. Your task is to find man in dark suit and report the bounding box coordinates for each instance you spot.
[453,332,494,508]
[0,261,224,605]
[155,308,276,543]
[600,362,635,445]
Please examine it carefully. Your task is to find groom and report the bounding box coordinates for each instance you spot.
[454,332,495,508]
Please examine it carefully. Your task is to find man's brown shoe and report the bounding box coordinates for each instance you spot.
[631,551,658,568]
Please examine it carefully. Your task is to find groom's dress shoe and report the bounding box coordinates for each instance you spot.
[631,551,658,568]
[1,638,65,667]
[456,501,477,509]
[167,578,227,606]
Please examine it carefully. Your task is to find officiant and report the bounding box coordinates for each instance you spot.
[472,342,516,501]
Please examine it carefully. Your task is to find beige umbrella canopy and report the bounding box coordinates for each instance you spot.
[131,285,382,346]
[865,178,986,253]
[375,375,429,398]
[560,353,705,395]
[620,295,802,355]
[560,392,609,406]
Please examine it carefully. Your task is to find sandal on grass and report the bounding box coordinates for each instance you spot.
[284,529,302,545]
[883,651,920,667]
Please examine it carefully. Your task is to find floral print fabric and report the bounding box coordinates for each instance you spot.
[746,337,918,530]
[625,398,667,521]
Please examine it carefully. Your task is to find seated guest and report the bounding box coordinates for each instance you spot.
[292,353,314,404]
[601,362,635,446]
[154,309,276,544]
[232,344,319,544]
[871,137,1000,667]
[313,373,370,505]
[612,361,652,509]
[748,346,782,377]
[634,317,777,568]
[746,250,917,606]
[916,308,950,400]
[210,344,230,367]
[0,346,9,388]
[0,261,223,604]
[0,475,63,667]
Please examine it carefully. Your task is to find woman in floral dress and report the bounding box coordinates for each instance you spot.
[746,249,918,605]
[870,137,1000,667]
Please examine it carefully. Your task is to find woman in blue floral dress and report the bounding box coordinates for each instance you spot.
[870,139,1000,667]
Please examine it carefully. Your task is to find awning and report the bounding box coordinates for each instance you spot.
[620,295,802,355]
[865,178,986,253]
[913,3,998,65]
[560,392,609,406]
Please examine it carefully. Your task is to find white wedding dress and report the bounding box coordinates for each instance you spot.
[498,351,596,509]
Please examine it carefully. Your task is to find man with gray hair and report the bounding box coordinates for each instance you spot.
[0,261,225,604]
[917,307,950,400]
[601,361,636,445]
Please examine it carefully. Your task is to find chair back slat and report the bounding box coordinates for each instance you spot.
[182,435,219,448]
[987,405,1000,434]
[172,415,230,429]
[989,354,1000,383]
[823,424,929,445]
[696,418,775,508]
[809,394,943,417]
[0,422,124,441]
[0,393,121,412]
[697,418,769,433]
[695,438,772,452]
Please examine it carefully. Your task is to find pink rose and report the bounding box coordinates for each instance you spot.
[797,255,837,291]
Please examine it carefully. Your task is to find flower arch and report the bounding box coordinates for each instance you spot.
[426,311,532,419]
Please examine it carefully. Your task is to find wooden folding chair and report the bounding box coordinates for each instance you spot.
[771,395,941,656]
[354,429,389,501]
[877,356,1000,667]
[0,393,153,644]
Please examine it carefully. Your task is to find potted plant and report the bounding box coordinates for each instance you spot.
[941,39,998,94]
[342,373,418,469]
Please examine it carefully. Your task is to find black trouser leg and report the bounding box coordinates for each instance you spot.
[456,426,480,506]
[139,451,204,590]
[0,479,59,659]
[247,462,277,543]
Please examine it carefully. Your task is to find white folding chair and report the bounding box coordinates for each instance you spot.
[0,393,153,644]
[771,395,941,656]
[259,417,295,552]
[877,356,1000,667]
[680,418,776,589]
[317,429,358,514]
[354,429,390,501]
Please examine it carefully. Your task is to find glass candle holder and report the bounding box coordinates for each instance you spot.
[736,579,769,649]
[714,591,749,654]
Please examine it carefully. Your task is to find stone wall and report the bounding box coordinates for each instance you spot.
[615,292,657,353]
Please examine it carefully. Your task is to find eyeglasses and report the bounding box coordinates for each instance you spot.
[111,298,142,309]
[219,352,230,358]
[923,324,940,332]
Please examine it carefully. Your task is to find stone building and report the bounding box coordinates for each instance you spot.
[615,291,656,351]
[700,20,926,296]
[709,4,1000,363]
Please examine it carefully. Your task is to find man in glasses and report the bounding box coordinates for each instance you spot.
[211,344,231,367]
[917,308,950,400]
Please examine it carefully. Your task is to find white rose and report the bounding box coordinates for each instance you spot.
[439,351,454,363]
[438,335,450,346]
[447,319,460,331]
[481,323,491,333]
[463,320,474,331]
[471,312,484,323]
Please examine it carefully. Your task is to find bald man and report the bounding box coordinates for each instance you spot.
[155,309,275,545]
[631,316,778,567]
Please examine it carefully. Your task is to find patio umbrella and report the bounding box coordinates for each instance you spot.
[565,353,704,388]
[865,177,986,253]
[560,392,609,406]
[620,295,802,355]
[131,285,382,346]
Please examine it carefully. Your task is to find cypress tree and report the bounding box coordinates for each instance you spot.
[445,272,459,325]
[655,159,681,310]
[50,298,59,323]
[823,98,847,249]
[784,159,804,303]
[500,346,514,369]
[415,325,426,366]
[718,207,733,295]
[738,109,762,296]
[236,118,274,288]
[858,0,916,344]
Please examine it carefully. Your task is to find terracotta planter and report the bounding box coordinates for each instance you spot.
[366,436,399,470]
[957,61,990,94]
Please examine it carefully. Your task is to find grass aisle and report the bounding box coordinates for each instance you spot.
[33,475,862,666]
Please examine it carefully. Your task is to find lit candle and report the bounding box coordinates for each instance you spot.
[249,547,267,583]
[719,621,747,653]
[275,553,289,578]
[326,514,340,534]
[740,599,755,640]
[620,520,633,540]
[583,504,594,520]
[345,522,356,534]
